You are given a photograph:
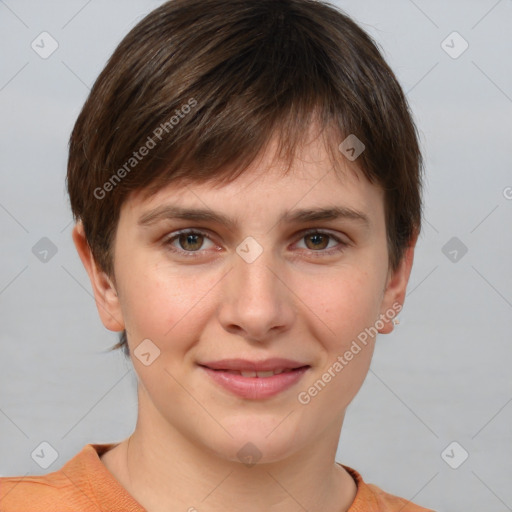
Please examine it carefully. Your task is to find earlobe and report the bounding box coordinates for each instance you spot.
[71,221,125,332]
[377,232,418,335]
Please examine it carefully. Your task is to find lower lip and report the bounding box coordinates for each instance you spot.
[200,366,309,399]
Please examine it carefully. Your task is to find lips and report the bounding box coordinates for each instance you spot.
[198,358,310,399]
[221,368,297,377]
[198,357,309,373]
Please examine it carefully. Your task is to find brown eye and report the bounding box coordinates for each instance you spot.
[164,230,216,257]
[295,230,348,257]
[304,232,330,250]
[177,232,204,251]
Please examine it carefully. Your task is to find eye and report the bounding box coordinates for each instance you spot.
[164,229,217,257]
[295,229,348,256]
[163,228,348,259]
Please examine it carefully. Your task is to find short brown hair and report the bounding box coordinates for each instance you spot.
[67,0,423,356]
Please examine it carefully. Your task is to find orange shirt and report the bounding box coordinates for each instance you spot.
[0,443,434,511]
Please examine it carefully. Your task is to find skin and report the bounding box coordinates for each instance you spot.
[73,131,417,512]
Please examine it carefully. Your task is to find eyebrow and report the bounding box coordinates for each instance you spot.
[138,205,371,230]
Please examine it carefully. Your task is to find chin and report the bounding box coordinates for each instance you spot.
[205,420,305,467]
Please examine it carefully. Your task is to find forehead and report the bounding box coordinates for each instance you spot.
[121,132,385,228]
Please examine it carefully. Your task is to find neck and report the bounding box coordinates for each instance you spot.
[101,388,357,512]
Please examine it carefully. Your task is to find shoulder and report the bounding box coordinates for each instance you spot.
[0,473,85,512]
[0,444,115,512]
[341,465,436,512]
[365,481,435,511]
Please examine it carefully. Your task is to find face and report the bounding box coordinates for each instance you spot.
[74,133,415,465]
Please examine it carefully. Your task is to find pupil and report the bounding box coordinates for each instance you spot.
[307,233,328,250]
[181,233,202,251]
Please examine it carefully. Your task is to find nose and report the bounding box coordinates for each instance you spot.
[217,243,295,343]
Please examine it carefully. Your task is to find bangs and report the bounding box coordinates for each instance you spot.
[68,0,422,282]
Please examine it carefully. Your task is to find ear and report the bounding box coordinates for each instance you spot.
[377,230,418,334]
[71,221,125,332]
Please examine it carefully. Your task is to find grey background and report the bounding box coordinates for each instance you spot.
[1,1,511,511]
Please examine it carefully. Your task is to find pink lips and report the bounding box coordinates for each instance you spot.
[199,358,310,399]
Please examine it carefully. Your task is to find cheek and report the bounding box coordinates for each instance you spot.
[298,275,380,412]
[117,260,220,343]
[313,270,384,345]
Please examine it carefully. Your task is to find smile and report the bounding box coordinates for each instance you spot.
[199,364,310,399]
[217,368,298,377]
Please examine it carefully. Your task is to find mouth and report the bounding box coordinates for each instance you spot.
[200,366,309,377]
[198,358,311,399]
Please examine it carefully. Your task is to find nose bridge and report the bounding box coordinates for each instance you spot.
[233,236,281,304]
[218,236,293,340]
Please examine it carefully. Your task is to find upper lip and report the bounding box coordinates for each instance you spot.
[199,358,310,372]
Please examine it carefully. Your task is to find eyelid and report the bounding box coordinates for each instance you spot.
[298,227,349,243]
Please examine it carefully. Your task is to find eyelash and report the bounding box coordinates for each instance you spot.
[163,228,348,259]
